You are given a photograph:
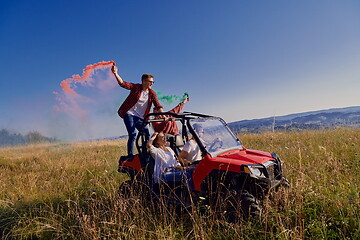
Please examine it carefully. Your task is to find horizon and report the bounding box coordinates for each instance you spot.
[2,105,359,140]
[1,0,359,141]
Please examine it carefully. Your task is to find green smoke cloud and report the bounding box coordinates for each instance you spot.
[156,91,189,104]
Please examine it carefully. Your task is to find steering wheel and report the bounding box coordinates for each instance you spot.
[209,138,223,152]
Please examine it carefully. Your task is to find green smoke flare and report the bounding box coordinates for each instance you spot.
[156,91,189,104]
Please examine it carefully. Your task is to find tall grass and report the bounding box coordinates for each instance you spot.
[0,129,358,239]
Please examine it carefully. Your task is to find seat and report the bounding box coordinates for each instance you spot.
[163,133,184,156]
[174,134,184,150]
[172,134,184,156]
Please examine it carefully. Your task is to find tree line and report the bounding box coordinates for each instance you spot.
[0,129,58,147]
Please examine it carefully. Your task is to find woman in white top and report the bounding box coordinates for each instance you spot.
[147,132,184,184]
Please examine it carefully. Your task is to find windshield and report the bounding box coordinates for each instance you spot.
[189,117,242,155]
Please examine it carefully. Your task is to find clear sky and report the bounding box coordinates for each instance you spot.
[1,0,359,141]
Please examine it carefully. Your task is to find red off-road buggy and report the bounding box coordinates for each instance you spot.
[118,112,288,219]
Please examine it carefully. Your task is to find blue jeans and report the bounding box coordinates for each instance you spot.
[123,114,150,156]
[161,168,194,192]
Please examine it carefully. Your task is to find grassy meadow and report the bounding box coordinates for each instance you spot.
[0,129,359,239]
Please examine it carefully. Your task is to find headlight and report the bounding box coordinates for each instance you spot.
[243,164,266,178]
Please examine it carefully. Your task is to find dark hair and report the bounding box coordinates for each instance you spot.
[153,133,164,148]
[141,73,154,81]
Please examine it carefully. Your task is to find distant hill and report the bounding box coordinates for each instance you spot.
[228,106,360,134]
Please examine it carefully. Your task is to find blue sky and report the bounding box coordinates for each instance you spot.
[0,0,359,140]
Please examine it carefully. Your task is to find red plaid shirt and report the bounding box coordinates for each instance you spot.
[117,81,162,119]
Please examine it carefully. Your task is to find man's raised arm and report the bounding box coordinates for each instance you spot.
[111,65,124,86]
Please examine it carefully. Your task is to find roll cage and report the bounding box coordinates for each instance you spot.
[135,111,242,159]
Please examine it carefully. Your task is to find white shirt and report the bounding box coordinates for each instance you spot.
[127,90,149,118]
[149,145,180,183]
[182,139,202,163]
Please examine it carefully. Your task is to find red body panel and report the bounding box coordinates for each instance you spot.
[121,155,143,172]
[192,148,274,191]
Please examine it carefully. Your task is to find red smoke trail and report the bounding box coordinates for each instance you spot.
[53,60,116,123]
[59,61,115,95]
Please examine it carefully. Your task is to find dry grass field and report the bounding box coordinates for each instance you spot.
[0,129,359,239]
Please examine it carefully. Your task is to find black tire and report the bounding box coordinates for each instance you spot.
[118,180,133,198]
[224,190,261,223]
[240,190,261,219]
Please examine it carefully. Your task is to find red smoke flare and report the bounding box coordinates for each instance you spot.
[60,61,115,95]
[53,60,116,122]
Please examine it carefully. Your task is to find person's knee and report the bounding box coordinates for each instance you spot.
[128,132,137,140]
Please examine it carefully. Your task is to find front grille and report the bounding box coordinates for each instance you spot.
[267,164,274,180]
[263,161,276,181]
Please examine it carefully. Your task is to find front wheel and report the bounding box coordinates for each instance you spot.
[225,190,261,222]
[240,190,261,219]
